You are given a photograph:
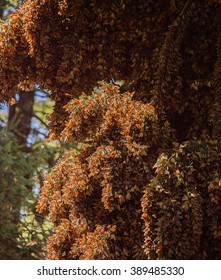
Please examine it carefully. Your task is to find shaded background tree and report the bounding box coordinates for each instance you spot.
[0,0,220,259]
[0,0,67,259]
[0,127,56,259]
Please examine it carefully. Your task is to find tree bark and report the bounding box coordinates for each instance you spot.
[8,89,35,147]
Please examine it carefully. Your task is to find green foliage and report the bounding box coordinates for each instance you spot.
[0,129,33,259]
[33,97,54,125]
[0,128,66,259]
[18,211,53,259]
[0,1,20,10]
[0,0,21,19]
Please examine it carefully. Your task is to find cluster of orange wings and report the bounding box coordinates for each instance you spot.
[1,0,221,259]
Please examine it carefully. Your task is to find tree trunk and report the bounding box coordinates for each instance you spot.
[8,89,35,147]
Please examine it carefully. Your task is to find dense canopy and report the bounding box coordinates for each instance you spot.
[0,0,221,259]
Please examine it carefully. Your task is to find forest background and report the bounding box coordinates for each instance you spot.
[0,0,67,259]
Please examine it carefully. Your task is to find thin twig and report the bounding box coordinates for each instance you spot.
[32,114,49,128]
